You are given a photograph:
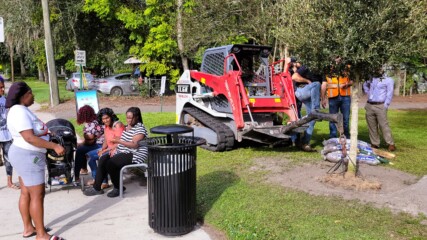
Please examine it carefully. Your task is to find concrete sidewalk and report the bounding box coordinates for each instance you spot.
[0,102,211,240]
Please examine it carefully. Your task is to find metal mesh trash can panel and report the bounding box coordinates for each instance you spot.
[146,135,204,236]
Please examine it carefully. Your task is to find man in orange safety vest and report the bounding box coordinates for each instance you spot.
[321,57,353,139]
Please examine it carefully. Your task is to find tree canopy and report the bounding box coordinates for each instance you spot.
[0,0,425,83]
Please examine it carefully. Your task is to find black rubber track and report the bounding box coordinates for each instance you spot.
[182,107,235,152]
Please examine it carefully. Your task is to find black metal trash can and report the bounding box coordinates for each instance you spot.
[145,124,205,236]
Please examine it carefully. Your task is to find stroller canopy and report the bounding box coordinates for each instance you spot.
[46,118,76,137]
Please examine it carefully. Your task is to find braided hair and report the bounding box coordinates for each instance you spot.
[77,105,97,125]
[97,107,119,127]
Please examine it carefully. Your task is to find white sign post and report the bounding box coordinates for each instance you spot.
[75,50,86,89]
[160,76,167,96]
[75,50,86,66]
[160,76,167,112]
[0,17,4,42]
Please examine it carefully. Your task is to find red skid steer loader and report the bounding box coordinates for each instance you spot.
[175,44,342,151]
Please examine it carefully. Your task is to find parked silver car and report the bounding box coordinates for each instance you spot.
[93,73,139,96]
[65,72,95,91]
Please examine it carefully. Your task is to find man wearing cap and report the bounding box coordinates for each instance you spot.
[321,57,353,139]
[363,69,396,152]
[285,57,322,152]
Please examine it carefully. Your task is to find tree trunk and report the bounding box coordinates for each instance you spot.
[41,0,60,106]
[393,69,401,96]
[44,70,48,83]
[176,0,188,70]
[20,56,26,76]
[347,73,360,176]
[8,43,14,82]
[38,66,44,81]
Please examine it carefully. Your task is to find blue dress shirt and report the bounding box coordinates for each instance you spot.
[363,76,394,109]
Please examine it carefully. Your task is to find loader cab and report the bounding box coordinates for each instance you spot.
[200,45,273,97]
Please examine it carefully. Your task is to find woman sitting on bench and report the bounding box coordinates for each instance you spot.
[83,107,148,198]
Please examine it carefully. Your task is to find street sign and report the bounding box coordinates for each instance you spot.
[75,50,86,66]
[0,17,4,42]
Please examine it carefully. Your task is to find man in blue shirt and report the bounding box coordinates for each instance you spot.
[363,69,396,151]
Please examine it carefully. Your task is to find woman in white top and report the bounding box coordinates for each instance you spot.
[6,82,65,240]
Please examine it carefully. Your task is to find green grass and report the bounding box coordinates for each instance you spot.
[193,109,427,239]
[23,77,75,104]
[45,87,427,239]
[135,110,425,239]
[70,110,427,239]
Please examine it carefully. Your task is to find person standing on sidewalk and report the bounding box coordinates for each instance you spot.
[321,57,353,139]
[6,81,65,240]
[0,76,19,189]
[363,68,396,151]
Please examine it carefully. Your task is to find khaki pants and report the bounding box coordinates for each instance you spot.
[365,103,394,146]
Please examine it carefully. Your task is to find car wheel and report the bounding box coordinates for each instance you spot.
[110,87,123,96]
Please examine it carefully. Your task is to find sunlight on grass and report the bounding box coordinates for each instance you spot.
[67,109,427,239]
[24,77,74,104]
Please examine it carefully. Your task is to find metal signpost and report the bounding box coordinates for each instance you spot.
[75,50,86,89]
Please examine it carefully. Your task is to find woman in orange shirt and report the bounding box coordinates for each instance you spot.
[85,108,124,192]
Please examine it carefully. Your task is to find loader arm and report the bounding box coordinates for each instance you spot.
[281,111,344,135]
[189,70,247,129]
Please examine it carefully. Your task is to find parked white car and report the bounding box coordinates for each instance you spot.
[65,72,95,91]
[93,73,139,96]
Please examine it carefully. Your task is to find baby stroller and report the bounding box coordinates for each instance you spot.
[45,118,77,190]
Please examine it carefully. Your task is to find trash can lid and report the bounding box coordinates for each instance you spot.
[150,124,193,135]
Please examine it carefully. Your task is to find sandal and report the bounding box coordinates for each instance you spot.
[101,183,110,189]
[23,227,52,238]
[80,169,89,175]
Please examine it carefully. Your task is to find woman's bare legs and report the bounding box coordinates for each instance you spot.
[19,177,36,236]
[18,177,50,240]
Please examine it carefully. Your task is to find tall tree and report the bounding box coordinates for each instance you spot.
[275,0,422,176]
[42,0,60,106]
[84,0,181,84]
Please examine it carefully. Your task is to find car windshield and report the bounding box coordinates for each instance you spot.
[105,74,132,80]
[72,73,93,81]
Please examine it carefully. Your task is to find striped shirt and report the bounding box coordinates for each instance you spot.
[116,122,148,164]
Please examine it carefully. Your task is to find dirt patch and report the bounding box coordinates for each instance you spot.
[252,158,427,216]
[320,174,382,191]
[50,95,176,112]
[40,95,176,119]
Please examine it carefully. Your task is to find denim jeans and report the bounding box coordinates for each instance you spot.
[86,148,101,179]
[295,82,321,145]
[1,141,13,176]
[86,148,108,183]
[74,143,102,180]
[328,95,351,139]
